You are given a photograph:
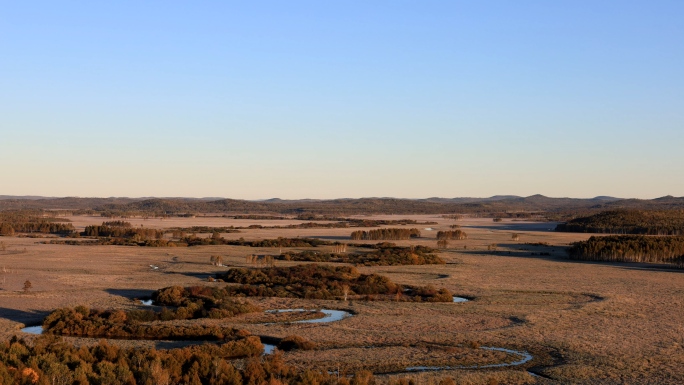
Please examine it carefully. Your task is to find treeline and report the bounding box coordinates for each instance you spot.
[169,226,241,234]
[102,220,132,227]
[350,228,421,240]
[234,214,288,220]
[50,236,334,248]
[0,221,75,236]
[0,211,75,236]
[224,237,333,248]
[217,264,453,302]
[567,235,684,266]
[436,230,468,240]
[83,224,164,239]
[278,244,445,266]
[556,210,684,235]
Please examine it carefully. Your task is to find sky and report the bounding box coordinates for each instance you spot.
[1,1,683,199]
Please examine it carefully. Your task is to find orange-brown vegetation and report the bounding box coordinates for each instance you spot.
[218,265,452,302]
[568,235,684,266]
[278,244,444,266]
[350,228,421,241]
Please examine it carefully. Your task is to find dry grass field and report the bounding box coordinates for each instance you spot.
[1,215,683,384]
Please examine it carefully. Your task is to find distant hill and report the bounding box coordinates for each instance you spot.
[1,194,681,216]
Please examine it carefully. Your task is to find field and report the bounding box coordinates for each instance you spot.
[1,215,683,384]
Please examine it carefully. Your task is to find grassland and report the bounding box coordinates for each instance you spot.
[1,215,683,384]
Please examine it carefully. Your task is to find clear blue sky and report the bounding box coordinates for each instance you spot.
[1,1,682,199]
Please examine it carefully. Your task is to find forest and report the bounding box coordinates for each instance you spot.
[567,235,684,266]
[0,334,434,385]
[556,209,684,235]
[278,244,445,266]
[4,195,684,218]
[0,211,75,236]
[83,225,164,239]
[217,265,453,302]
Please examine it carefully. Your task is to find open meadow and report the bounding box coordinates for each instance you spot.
[1,215,683,384]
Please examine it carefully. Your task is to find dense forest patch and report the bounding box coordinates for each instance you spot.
[217,264,453,302]
[42,285,261,339]
[567,235,684,266]
[0,211,75,236]
[43,306,248,341]
[0,334,331,384]
[556,210,684,235]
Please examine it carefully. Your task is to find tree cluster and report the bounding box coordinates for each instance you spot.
[350,228,421,241]
[44,306,246,341]
[101,220,132,227]
[44,289,261,339]
[278,244,444,266]
[0,211,77,236]
[436,230,468,240]
[567,235,684,266]
[556,210,684,235]
[0,333,408,385]
[169,226,240,234]
[217,264,452,302]
[0,334,307,385]
[83,224,163,239]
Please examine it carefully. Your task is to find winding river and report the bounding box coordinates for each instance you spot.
[405,347,533,371]
[264,309,352,324]
[20,307,533,371]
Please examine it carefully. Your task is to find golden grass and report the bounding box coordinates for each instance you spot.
[1,215,683,384]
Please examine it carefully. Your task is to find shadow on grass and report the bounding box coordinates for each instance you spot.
[306,235,351,241]
[162,271,214,280]
[0,307,50,324]
[461,246,684,273]
[104,288,155,300]
[461,222,560,232]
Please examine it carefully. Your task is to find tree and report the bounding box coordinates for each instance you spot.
[210,255,223,266]
[23,280,32,293]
